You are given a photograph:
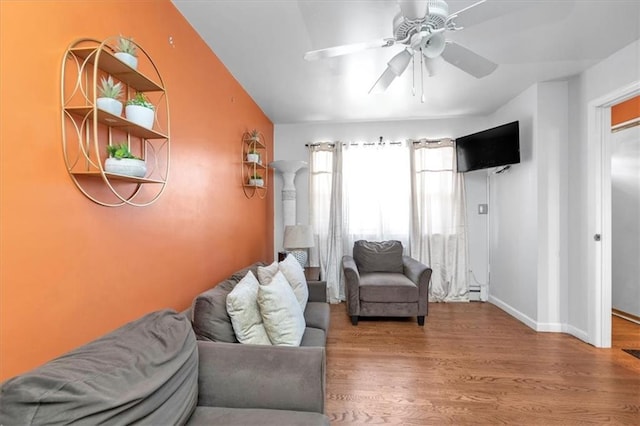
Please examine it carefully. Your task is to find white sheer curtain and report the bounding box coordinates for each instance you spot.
[410,139,469,301]
[309,141,410,302]
[309,143,344,302]
[342,142,411,249]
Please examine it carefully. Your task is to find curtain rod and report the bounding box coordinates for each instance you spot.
[305,140,403,147]
[305,138,451,147]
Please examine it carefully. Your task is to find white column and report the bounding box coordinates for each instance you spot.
[269,160,307,227]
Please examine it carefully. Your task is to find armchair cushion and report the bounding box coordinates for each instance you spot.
[353,240,403,273]
[359,273,419,303]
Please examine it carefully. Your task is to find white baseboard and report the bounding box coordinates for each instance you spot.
[536,322,564,332]
[489,295,538,330]
[562,323,590,343]
[488,295,589,343]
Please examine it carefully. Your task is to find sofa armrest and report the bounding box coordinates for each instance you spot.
[197,341,326,414]
[307,280,327,303]
[403,256,432,315]
[342,255,361,316]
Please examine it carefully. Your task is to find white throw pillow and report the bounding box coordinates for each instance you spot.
[257,261,279,285]
[257,271,306,346]
[278,254,309,311]
[226,271,272,345]
[258,254,309,312]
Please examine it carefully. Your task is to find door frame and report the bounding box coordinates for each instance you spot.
[587,81,639,347]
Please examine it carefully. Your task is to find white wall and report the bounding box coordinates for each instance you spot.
[486,85,539,323]
[567,38,640,339]
[486,82,569,330]
[464,170,489,299]
[273,117,490,285]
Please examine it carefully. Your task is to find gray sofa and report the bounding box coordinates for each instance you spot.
[0,262,331,425]
[343,240,432,325]
[191,261,330,347]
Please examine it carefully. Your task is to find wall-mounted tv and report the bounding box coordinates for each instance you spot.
[456,121,520,172]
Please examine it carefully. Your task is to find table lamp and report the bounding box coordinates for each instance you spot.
[283,225,314,268]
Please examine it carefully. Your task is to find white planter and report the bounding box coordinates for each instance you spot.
[246,153,260,163]
[125,105,154,129]
[105,157,147,178]
[114,52,138,70]
[249,178,264,187]
[96,97,123,116]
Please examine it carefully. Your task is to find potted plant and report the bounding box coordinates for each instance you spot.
[246,147,260,163]
[114,35,138,69]
[96,75,123,116]
[105,143,146,177]
[125,92,155,129]
[249,129,260,142]
[248,173,264,187]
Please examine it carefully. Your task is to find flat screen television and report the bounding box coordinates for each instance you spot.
[456,121,520,172]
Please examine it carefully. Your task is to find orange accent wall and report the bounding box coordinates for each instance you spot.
[0,0,274,380]
[612,95,640,126]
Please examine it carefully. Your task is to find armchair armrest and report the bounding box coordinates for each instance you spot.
[307,280,327,303]
[196,341,326,414]
[342,255,361,316]
[402,256,432,315]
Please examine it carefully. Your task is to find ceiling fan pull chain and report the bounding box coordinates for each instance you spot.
[412,55,416,96]
[420,50,425,103]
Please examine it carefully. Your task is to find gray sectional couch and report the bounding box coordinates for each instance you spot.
[0,262,331,425]
[191,261,330,347]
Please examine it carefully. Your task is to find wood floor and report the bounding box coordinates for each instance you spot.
[325,302,640,425]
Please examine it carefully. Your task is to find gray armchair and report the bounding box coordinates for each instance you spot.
[342,240,432,326]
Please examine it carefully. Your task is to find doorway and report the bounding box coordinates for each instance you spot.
[611,122,640,324]
[587,82,640,348]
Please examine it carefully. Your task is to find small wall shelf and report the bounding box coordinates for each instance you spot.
[242,131,268,199]
[61,37,170,207]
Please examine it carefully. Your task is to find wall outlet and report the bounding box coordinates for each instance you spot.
[478,204,488,215]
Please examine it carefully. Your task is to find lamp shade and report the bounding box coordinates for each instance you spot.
[283,225,314,249]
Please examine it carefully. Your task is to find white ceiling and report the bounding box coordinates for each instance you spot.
[172,0,640,124]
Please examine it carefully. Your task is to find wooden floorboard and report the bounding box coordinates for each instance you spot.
[325,302,640,425]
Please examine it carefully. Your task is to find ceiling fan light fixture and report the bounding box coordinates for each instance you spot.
[422,33,446,58]
[397,0,429,20]
[388,49,413,76]
[423,55,444,76]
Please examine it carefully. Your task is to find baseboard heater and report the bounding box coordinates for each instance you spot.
[469,286,481,302]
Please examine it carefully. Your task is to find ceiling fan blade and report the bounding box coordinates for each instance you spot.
[397,0,428,20]
[304,38,395,61]
[369,67,397,94]
[449,0,487,18]
[387,49,413,75]
[440,41,497,78]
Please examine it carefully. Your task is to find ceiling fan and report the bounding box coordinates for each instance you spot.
[303,0,498,100]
